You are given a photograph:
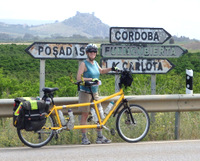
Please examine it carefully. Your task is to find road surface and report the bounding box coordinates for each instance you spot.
[0,140,200,161]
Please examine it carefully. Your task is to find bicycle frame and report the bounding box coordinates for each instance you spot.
[45,88,125,130]
[17,70,150,148]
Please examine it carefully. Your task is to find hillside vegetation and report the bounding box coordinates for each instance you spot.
[1,44,200,147]
[0,44,200,98]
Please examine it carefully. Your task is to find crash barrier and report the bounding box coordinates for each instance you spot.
[1,94,200,117]
[1,94,200,139]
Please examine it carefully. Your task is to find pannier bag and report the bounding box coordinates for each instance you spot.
[120,70,133,88]
[13,97,50,131]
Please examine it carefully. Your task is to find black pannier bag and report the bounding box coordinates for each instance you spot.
[119,70,133,88]
[13,97,50,131]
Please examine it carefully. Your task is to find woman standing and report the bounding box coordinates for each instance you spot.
[77,44,117,145]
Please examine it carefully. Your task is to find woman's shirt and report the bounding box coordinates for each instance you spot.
[80,60,100,93]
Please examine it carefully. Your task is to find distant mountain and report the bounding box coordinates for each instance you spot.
[0,12,199,49]
[0,19,55,26]
[0,12,110,40]
[63,12,109,37]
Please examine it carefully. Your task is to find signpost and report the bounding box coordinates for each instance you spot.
[107,26,188,138]
[101,44,187,58]
[110,27,171,44]
[25,42,88,59]
[101,59,174,74]
[25,42,88,97]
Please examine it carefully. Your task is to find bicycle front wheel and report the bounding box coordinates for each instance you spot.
[17,114,55,148]
[116,104,150,143]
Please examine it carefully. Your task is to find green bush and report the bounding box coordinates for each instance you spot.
[1,44,200,147]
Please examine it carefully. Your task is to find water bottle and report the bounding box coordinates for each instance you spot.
[66,109,75,130]
[58,110,66,126]
[45,98,51,105]
[104,101,114,115]
[36,96,40,100]
[90,108,98,123]
[68,109,75,124]
[98,103,105,119]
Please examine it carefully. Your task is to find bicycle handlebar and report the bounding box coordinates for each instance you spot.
[74,80,99,91]
[114,68,131,74]
[74,80,98,87]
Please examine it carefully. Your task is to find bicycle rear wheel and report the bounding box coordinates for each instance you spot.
[17,114,55,148]
[116,104,150,143]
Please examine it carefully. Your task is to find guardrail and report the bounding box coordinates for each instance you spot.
[1,94,200,117]
[1,94,200,139]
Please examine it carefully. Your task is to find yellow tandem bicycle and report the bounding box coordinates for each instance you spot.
[17,69,150,148]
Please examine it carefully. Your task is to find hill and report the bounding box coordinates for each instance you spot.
[0,19,55,26]
[0,12,199,51]
[0,12,109,41]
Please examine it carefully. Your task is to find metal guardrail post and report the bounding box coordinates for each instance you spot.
[175,112,180,140]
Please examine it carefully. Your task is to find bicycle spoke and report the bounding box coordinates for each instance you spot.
[17,114,55,148]
[116,104,150,143]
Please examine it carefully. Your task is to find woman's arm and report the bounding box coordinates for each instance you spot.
[97,63,112,74]
[77,62,93,81]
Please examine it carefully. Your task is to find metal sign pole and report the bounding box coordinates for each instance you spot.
[40,59,45,98]
[151,74,156,95]
[115,74,120,92]
[151,74,156,122]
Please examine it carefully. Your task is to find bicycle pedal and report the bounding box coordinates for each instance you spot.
[87,116,92,122]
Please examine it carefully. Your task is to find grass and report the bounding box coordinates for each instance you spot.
[1,111,200,147]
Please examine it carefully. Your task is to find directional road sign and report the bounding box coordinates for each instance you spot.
[101,58,175,74]
[110,27,171,44]
[25,42,88,59]
[101,44,187,58]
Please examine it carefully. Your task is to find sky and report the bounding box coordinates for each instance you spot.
[0,0,199,40]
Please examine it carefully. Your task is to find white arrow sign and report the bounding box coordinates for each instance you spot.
[110,27,171,44]
[25,42,88,59]
[101,59,175,74]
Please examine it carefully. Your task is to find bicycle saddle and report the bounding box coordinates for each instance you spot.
[42,87,59,93]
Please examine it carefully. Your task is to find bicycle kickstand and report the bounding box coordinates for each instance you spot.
[102,125,110,131]
[102,125,116,136]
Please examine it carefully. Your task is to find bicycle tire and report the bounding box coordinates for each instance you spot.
[17,114,55,148]
[116,104,150,143]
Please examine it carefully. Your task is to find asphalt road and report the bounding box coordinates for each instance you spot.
[0,140,200,161]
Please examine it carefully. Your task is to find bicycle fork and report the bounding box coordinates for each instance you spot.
[124,100,136,125]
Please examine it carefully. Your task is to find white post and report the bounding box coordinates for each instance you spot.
[186,69,193,94]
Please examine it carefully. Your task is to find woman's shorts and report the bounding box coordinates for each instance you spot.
[78,91,99,113]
